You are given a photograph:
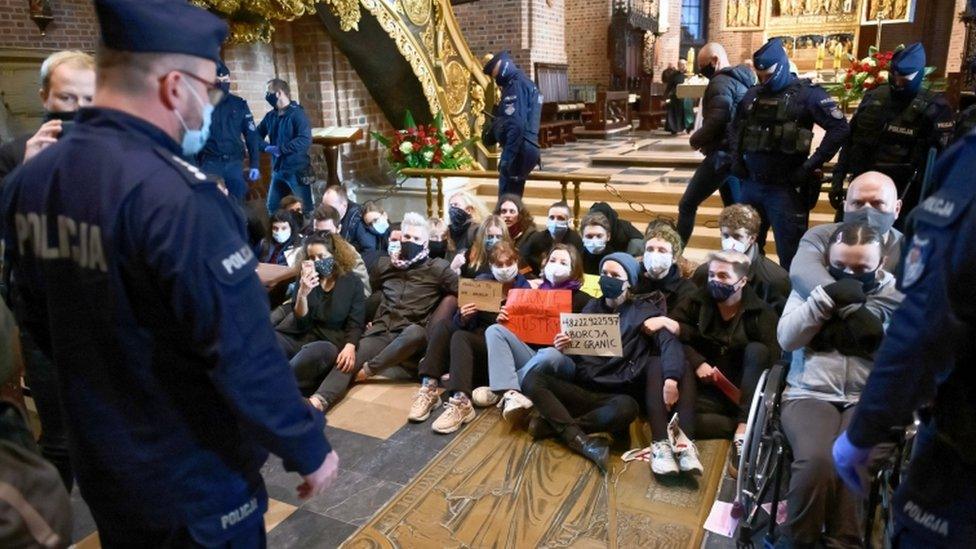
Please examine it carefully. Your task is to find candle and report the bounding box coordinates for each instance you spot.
[816,43,825,71]
[833,43,843,70]
[686,47,695,76]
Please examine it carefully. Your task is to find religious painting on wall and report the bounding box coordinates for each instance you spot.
[861,0,915,24]
[723,0,764,31]
[770,0,857,20]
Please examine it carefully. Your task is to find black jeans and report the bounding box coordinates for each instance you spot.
[275,332,340,396]
[419,329,490,397]
[677,151,741,244]
[21,329,73,490]
[643,356,698,442]
[521,368,639,443]
[694,341,770,439]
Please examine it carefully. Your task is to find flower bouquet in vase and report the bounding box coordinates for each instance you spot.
[371,110,474,177]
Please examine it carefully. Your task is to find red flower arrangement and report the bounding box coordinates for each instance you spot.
[833,44,933,109]
[372,110,473,175]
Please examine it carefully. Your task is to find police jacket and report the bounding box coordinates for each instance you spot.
[574,296,686,387]
[778,272,902,405]
[486,67,541,165]
[692,246,791,315]
[670,285,781,371]
[199,93,261,169]
[258,103,311,173]
[368,255,458,334]
[0,108,329,539]
[0,134,27,186]
[730,78,850,184]
[689,65,754,155]
[833,85,954,188]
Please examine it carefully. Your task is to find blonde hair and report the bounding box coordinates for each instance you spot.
[468,215,512,272]
[448,190,490,223]
[40,50,95,94]
[707,250,752,279]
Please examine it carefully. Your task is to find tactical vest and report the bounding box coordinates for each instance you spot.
[741,80,814,156]
[852,87,933,170]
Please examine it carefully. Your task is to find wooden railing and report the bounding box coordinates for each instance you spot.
[399,168,612,229]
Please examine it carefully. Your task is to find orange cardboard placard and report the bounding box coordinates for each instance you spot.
[503,289,572,345]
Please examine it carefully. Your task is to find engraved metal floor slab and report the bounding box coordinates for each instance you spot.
[342,408,729,548]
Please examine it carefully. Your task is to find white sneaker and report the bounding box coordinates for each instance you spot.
[651,440,680,476]
[500,390,533,424]
[667,413,703,475]
[408,385,440,422]
[472,386,500,408]
[432,395,476,434]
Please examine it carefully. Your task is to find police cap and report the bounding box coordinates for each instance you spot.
[753,38,787,71]
[483,51,513,76]
[95,0,228,64]
[891,43,926,77]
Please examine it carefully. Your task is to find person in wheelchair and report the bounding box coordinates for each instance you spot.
[776,222,904,548]
[670,250,781,477]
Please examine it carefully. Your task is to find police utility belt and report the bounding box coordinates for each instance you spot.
[741,84,814,156]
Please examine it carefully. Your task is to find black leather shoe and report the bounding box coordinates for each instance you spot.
[568,433,610,474]
[527,412,556,440]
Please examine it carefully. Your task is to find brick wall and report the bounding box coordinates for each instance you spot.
[946,0,968,74]
[653,0,684,76]
[705,2,765,67]
[0,0,98,51]
[565,0,611,85]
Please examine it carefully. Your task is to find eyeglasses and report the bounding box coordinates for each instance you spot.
[163,70,225,105]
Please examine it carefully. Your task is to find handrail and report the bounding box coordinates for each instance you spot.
[399,168,612,229]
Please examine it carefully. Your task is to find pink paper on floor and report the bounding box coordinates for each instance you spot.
[703,500,738,538]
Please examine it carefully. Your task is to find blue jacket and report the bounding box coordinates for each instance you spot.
[199,93,262,169]
[487,67,541,166]
[258,103,311,174]
[0,108,329,540]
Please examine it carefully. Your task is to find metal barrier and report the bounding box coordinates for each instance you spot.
[398,168,612,229]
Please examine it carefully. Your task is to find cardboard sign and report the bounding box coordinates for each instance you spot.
[504,289,572,345]
[559,313,623,357]
[458,278,504,312]
[713,368,742,404]
[581,274,603,298]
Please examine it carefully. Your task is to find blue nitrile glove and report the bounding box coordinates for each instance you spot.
[265,145,280,157]
[248,168,260,181]
[832,430,872,497]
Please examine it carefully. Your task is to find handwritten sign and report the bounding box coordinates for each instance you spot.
[458,278,504,312]
[559,313,623,357]
[581,274,603,298]
[504,289,572,345]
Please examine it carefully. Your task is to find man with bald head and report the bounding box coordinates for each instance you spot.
[790,171,904,314]
[677,43,756,244]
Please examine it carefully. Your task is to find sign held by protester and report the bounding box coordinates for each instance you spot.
[559,313,623,357]
[504,289,572,345]
[581,274,603,298]
[459,278,504,312]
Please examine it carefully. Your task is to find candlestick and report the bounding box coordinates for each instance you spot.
[815,43,825,71]
[686,47,695,76]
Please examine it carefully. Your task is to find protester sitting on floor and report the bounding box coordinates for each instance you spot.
[692,204,790,314]
[776,222,902,548]
[256,209,301,266]
[446,190,488,260]
[322,184,364,249]
[631,223,697,311]
[589,202,644,255]
[354,200,394,255]
[521,253,701,476]
[274,234,366,412]
[670,250,780,477]
[481,244,592,422]
[291,204,371,297]
[410,241,533,433]
[790,172,905,316]
[427,217,449,260]
[494,193,537,258]
[312,213,457,408]
[579,211,617,275]
[456,215,512,278]
[519,201,585,276]
[279,195,306,225]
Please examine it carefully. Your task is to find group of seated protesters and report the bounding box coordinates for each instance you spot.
[257,171,905,548]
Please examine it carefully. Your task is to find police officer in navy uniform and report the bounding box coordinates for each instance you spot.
[0,1,337,546]
[833,133,976,548]
[482,51,541,198]
[197,60,262,202]
[831,43,954,229]
[730,38,850,270]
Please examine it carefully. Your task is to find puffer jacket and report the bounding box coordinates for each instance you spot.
[778,270,904,405]
[689,64,755,155]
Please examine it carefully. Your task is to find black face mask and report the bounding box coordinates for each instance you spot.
[314,257,335,278]
[448,207,471,231]
[401,241,424,262]
[428,240,447,259]
[265,91,279,108]
[699,63,716,79]
[217,82,231,95]
[44,111,77,122]
[828,266,879,293]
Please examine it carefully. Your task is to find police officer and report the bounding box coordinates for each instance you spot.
[830,43,954,229]
[730,38,850,270]
[833,134,976,548]
[482,51,541,198]
[0,0,336,545]
[197,60,262,202]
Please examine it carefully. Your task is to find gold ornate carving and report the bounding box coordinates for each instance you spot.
[192,0,323,42]
[322,0,362,31]
[402,0,431,26]
[443,61,469,115]
[470,81,485,139]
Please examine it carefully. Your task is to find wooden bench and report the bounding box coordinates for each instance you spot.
[535,63,583,148]
[583,90,631,133]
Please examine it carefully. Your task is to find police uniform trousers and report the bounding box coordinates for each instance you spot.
[740,180,809,270]
[97,515,266,549]
[498,143,540,198]
[200,158,248,202]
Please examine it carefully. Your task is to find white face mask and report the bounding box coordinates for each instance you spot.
[272,228,291,244]
[491,264,519,283]
[583,237,607,255]
[544,262,572,284]
[387,241,401,257]
[722,237,749,254]
[643,251,672,278]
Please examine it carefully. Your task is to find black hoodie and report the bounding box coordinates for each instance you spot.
[589,202,642,254]
[689,64,755,155]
